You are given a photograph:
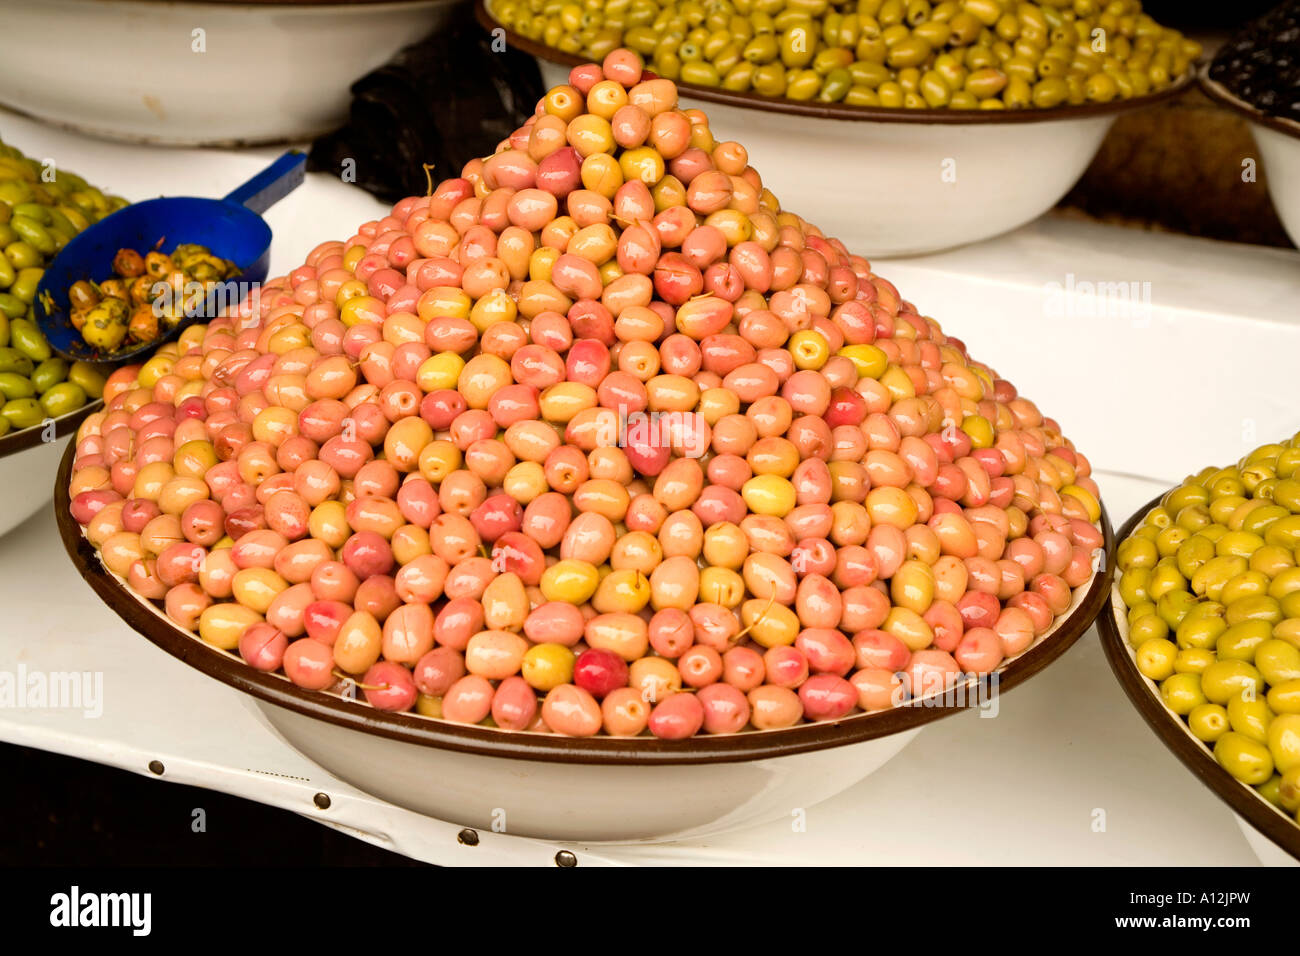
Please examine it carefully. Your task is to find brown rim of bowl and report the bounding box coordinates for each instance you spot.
[56,437,1113,765]
[1097,491,1300,862]
[1199,67,1300,144]
[476,0,1195,125]
[0,400,101,462]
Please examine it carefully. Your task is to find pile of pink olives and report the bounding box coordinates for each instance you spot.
[66,49,1105,740]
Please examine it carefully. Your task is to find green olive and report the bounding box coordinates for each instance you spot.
[29,357,68,395]
[1250,544,1294,578]
[1254,639,1300,686]
[1175,647,1217,674]
[1146,563,1186,601]
[1269,566,1300,599]
[1191,554,1247,601]
[1258,773,1284,807]
[1160,672,1207,715]
[1135,637,1176,681]
[1119,536,1158,570]
[886,36,931,67]
[1164,482,1209,515]
[1,397,43,430]
[1277,767,1300,812]
[1175,534,1215,579]
[1188,702,1230,743]
[67,361,107,400]
[1118,567,1151,607]
[1154,525,1188,558]
[1200,659,1264,704]
[1216,530,1265,558]
[1214,732,1274,785]
[8,319,50,363]
[1266,515,1300,550]
[1127,612,1168,647]
[39,382,86,419]
[0,347,33,376]
[1175,504,1213,532]
[1174,606,1226,649]
[1217,618,1272,662]
[1030,76,1068,107]
[1227,694,1273,744]
[1127,600,1158,622]
[10,216,54,256]
[1268,714,1300,773]
[1268,679,1300,715]
[1218,571,1268,607]
[1224,594,1282,627]
[0,371,35,401]
[1272,478,1300,513]
[1156,589,1197,630]
[10,267,42,305]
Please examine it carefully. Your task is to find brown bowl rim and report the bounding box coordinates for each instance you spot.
[0,401,102,462]
[57,438,1113,765]
[1097,491,1300,862]
[1198,67,1300,144]
[476,0,1195,126]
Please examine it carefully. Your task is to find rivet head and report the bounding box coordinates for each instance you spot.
[457,828,480,846]
[555,850,577,867]
[313,793,331,810]
[148,760,165,776]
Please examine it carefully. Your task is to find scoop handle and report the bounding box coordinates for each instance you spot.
[223,150,308,215]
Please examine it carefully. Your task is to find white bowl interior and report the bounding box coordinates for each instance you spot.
[0,0,458,145]
[536,60,1114,257]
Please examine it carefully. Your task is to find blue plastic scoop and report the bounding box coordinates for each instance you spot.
[35,150,307,363]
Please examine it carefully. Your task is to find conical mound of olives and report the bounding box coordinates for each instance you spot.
[68,50,1103,739]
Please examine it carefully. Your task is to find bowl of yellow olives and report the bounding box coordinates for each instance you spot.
[479,0,1199,255]
[1100,438,1300,866]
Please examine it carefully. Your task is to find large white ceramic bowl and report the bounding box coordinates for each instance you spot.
[0,402,99,539]
[481,2,1194,257]
[1100,494,1300,867]
[1201,73,1300,250]
[0,0,458,146]
[57,441,1113,843]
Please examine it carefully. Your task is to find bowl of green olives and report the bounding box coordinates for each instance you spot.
[0,312,107,539]
[479,0,1198,256]
[1100,447,1300,866]
[0,346,103,537]
[0,141,120,536]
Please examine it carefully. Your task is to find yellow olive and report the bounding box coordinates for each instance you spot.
[1214,732,1274,785]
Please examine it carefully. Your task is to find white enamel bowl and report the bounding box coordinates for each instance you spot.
[0,0,459,146]
[480,1,1194,257]
[1201,72,1300,250]
[57,441,1112,843]
[0,402,99,539]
